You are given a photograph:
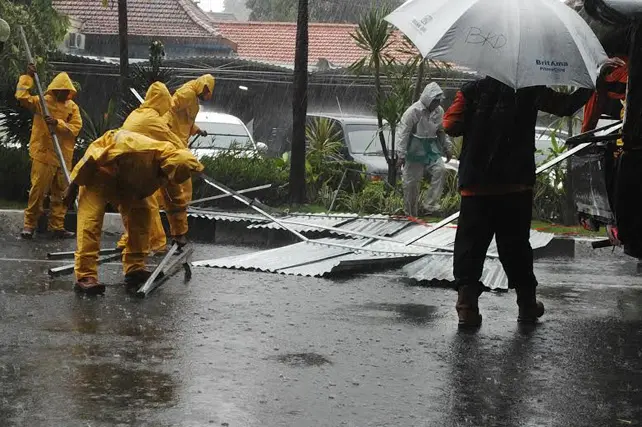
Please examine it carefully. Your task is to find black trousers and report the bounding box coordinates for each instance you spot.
[453,190,538,291]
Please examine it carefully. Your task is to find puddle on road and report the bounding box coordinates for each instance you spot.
[275,353,332,367]
[359,303,439,326]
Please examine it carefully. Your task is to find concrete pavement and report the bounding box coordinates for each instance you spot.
[0,236,640,426]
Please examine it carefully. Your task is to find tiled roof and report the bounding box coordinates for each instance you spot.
[213,21,416,68]
[52,0,226,40]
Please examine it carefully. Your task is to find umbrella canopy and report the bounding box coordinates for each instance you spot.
[385,0,609,89]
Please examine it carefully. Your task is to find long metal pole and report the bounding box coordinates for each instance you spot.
[136,242,179,296]
[199,173,309,242]
[262,216,499,257]
[188,184,272,206]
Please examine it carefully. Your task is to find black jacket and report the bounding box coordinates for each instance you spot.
[447,77,592,190]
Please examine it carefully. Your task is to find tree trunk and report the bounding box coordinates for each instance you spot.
[387,129,397,186]
[374,56,393,186]
[289,0,309,205]
[118,0,129,98]
[413,59,425,102]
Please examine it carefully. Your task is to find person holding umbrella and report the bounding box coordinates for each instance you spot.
[443,61,622,327]
[385,0,622,327]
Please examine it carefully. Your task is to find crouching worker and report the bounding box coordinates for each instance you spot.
[65,129,204,295]
[16,64,82,239]
[397,82,453,217]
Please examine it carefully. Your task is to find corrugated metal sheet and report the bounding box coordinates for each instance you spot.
[247,214,357,233]
[193,237,426,277]
[246,213,413,238]
[188,210,268,224]
[403,255,509,290]
[339,218,411,238]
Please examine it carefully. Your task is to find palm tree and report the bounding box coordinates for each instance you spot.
[289,0,309,204]
[350,5,396,184]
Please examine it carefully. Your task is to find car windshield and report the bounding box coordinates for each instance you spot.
[191,121,254,150]
[345,124,392,155]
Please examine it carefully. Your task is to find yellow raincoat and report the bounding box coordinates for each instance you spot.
[116,82,185,252]
[16,72,82,231]
[72,129,203,281]
[162,74,215,237]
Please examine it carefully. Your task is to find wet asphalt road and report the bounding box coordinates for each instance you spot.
[0,236,641,427]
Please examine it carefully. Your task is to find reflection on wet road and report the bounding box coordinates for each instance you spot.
[0,237,641,426]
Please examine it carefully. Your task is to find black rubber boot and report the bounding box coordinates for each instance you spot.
[456,285,483,328]
[50,229,75,239]
[516,287,545,324]
[124,270,154,289]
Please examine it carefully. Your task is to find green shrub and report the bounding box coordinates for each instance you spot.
[196,151,290,207]
[335,181,403,215]
[0,147,30,202]
[437,169,461,216]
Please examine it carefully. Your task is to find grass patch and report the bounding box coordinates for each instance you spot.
[531,220,602,237]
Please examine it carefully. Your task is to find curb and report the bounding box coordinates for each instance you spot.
[0,209,124,236]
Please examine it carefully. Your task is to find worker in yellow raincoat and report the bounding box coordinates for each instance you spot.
[115,82,185,255]
[66,129,204,294]
[16,64,82,239]
[163,74,215,246]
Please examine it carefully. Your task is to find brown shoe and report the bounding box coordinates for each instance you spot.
[516,287,545,324]
[74,277,106,295]
[50,229,75,239]
[20,228,34,239]
[456,285,483,328]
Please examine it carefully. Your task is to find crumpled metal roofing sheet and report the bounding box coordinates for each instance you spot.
[488,230,555,254]
[403,254,509,290]
[403,230,554,289]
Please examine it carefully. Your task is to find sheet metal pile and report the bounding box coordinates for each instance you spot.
[191,211,554,289]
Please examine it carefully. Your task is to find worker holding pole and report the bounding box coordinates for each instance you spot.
[66,129,204,294]
[162,74,214,246]
[15,63,82,239]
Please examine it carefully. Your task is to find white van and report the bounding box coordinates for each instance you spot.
[190,112,267,159]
